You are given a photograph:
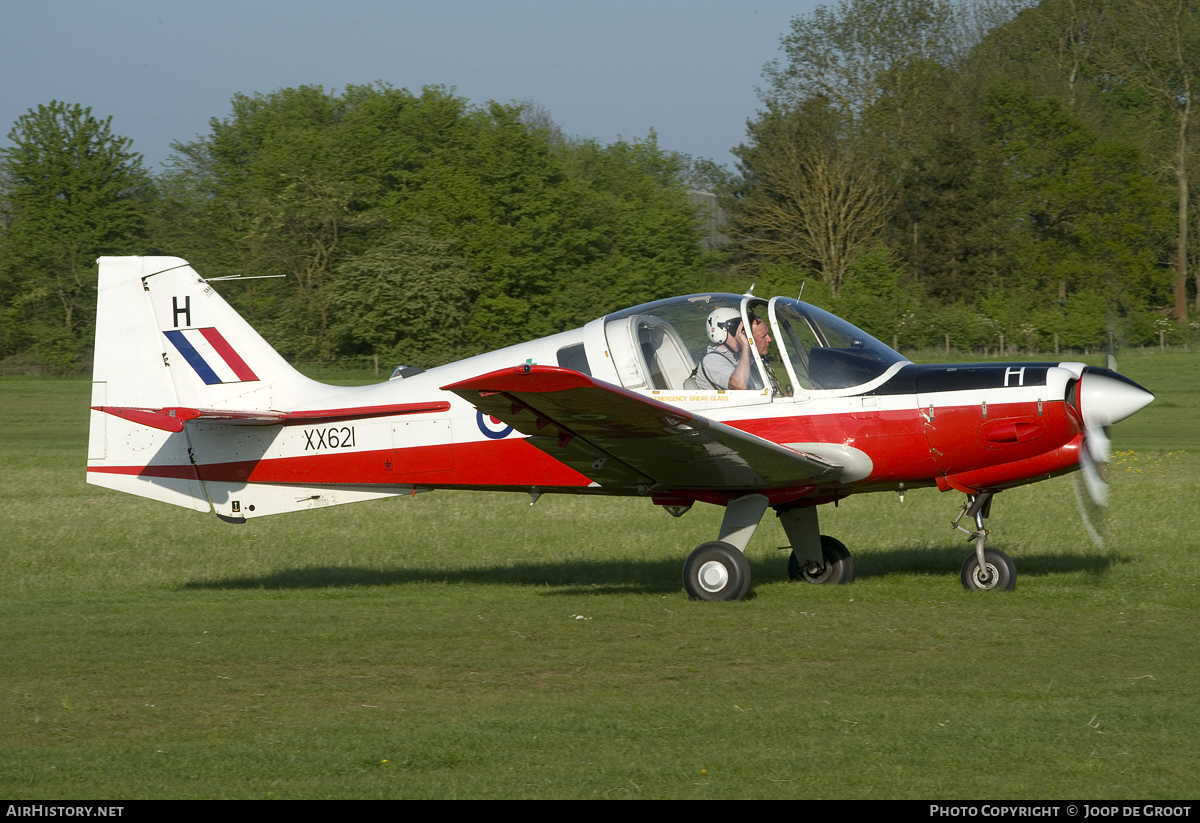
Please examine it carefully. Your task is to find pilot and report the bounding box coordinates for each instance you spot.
[695,307,773,391]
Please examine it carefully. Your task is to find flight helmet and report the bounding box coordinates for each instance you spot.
[706,307,743,344]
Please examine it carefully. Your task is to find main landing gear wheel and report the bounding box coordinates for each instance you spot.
[683,541,752,601]
[788,535,854,584]
[960,547,1016,591]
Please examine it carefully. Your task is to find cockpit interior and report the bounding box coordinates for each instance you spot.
[591,294,908,396]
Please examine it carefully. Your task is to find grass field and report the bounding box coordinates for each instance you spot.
[1,351,1197,799]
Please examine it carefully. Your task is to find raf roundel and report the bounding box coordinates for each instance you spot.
[476,410,514,439]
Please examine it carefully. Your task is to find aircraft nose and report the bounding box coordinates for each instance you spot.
[1077,368,1154,429]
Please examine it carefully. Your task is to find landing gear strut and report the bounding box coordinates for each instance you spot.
[681,495,856,601]
[682,494,768,601]
[779,506,854,585]
[787,535,854,584]
[952,491,1016,591]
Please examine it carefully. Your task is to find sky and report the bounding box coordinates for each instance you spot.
[1,0,823,174]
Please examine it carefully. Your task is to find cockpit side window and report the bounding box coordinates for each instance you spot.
[602,311,701,391]
[637,318,697,390]
[556,343,591,376]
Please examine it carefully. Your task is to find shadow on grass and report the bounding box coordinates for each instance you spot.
[853,543,1130,580]
[181,558,688,594]
[179,544,1129,594]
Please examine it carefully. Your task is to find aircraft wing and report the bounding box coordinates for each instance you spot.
[443,365,840,492]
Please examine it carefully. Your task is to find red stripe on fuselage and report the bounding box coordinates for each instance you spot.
[88,439,594,490]
[94,438,595,489]
[87,464,202,480]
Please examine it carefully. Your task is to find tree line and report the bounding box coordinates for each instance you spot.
[0,87,718,373]
[2,0,1197,375]
[726,0,1197,352]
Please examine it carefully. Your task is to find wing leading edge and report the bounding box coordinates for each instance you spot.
[443,365,840,493]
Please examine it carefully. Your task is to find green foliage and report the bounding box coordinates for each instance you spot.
[762,0,959,132]
[732,0,1185,352]
[0,101,149,372]
[980,83,1169,293]
[730,98,893,294]
[747,259,826,304]
[0,87,713,367]
[546,133,717,328]
[155,85,711,361]
[826,244,921,343]
[328,227,480,368]
[890,130,1008,304]
[920,301,995,352]
[967,83,1172,351]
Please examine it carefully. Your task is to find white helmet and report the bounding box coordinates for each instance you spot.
[706,307,743,344]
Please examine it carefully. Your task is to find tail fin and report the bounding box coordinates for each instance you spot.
[86,256,323,512]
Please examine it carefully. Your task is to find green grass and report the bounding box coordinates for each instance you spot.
[1,355,1198,799]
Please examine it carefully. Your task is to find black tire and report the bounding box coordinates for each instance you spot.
[683,541,752,601]
[788,535,854,584]
[960,547,1017,591]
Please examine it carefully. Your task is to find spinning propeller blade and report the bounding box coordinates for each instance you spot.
[1074,426,1109,545]
[1070,367,1153,546]
[1078,429,1110,507]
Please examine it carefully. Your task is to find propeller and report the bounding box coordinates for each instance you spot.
[1070,365,1154,546]
[1074,426,1108,545]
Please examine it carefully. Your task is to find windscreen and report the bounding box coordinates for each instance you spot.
[769,298,908,390]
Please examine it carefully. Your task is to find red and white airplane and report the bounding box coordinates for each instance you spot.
[87,257,1154,600]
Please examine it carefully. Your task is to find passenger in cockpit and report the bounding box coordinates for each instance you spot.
[696,308,772,391]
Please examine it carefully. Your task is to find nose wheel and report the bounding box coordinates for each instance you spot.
[952,492,1016,591]
[960,546,1016,591]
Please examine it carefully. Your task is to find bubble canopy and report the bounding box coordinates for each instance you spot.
[600,293,908,395]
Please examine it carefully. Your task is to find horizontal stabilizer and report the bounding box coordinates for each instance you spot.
[93,401,451,433]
